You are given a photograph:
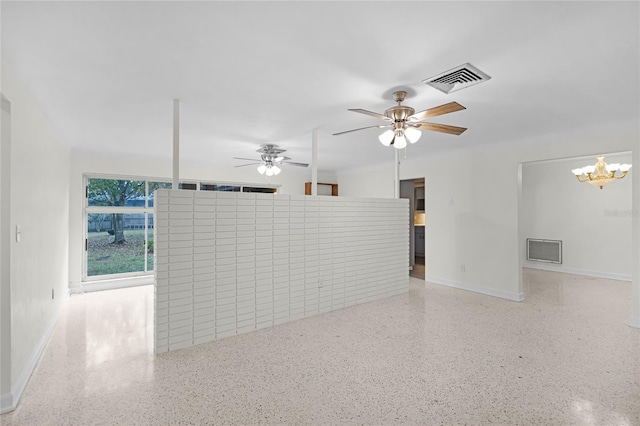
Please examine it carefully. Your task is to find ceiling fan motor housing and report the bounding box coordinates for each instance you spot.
[385,105,416,122]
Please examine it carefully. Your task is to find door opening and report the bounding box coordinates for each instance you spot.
[400,177,425,279]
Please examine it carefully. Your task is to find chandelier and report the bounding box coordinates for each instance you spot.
[571,156,632,189]
[257,156,283,176]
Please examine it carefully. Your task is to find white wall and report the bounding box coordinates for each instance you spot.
[1,67,70,411]
[338,162,395,199]
[631,145,640,327]
[1,95,12,405]
[337,118,639,302]
[522,153,632,279]
[68,150,334,287]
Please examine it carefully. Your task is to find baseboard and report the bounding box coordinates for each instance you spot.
[426,276,524,302]
[79,275,153,293]
[0,393,13,414]
[523,262,631,282]
[630,316,640,329]
[0,289,69,414]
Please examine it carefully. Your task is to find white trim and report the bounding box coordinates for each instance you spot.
[523,262,631,282]
[0,290,69,414]
[630,316,640,329]
[0,392,12,414]
[84,269,151,283]
[79,275,153,293]
[85,206,147,214]
[426,276,525,302]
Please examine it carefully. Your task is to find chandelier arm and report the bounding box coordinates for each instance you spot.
[614,171,629,179]
[575,175,589,183]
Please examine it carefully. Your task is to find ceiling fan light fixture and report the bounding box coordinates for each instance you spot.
[272,165,281,175]
[265,167,274,177]
[257,164,267,174]
[378,129,394,146]
[394,134,407,149]
[405,127,421,143]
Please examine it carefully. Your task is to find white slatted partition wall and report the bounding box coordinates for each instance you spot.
[154,190,409,354]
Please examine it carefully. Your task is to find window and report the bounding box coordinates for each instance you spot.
[85,177,169,280]
[243,186,277,193]
[179,182,197,190]
[84,175,279,281]
[201,184,240,192]
[87,178,146,207]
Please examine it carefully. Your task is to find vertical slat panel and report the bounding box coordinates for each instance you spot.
[154,190,409,353]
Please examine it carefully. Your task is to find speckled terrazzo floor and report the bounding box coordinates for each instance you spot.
[2,269,639,425]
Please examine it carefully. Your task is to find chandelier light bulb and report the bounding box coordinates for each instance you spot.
[571,168,583,176]
[257,164,267,174]
[265,167,274,177]
[619,164,632,172]
[272,165,281,175]
[378,129,394,146]
[404,127,422,144]
[394,134,407,149]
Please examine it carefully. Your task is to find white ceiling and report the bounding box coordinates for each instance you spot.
[2,1,638,173]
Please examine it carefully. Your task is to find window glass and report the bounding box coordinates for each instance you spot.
[148,181,172,207]
[87,213,146,276]
[201,184,240,192]
[242,186,277,193]
[147,213,154,271]
[179,182,197,190]
[88,178,145,207]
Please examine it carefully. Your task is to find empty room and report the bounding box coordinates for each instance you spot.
[1,1,639,425]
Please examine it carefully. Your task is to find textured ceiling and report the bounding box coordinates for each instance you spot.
[2,1,638,172]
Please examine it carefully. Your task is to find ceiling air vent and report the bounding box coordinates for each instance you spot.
[422,63,491,94]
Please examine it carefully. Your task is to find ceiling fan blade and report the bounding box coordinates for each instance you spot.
[233,157,260,161]
[409,102,466,122]
[333,124,390,136]
[417,122,467,135]
[348,109,392,121]
[234,163,261,168]
[283,161,309,168]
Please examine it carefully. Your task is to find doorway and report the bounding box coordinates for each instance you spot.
[400,177,425,279]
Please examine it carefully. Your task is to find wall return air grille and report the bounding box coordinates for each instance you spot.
[422,63,491,94]
[527,238,562,264]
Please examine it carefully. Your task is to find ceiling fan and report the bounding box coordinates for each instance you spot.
[234,144,309,176]
[333,91,467,149]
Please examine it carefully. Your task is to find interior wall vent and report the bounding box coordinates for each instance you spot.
[527,238,562,264]
[422,63,491,94]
